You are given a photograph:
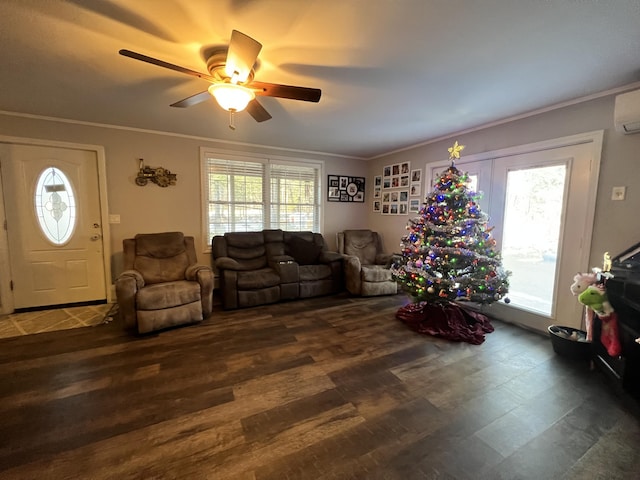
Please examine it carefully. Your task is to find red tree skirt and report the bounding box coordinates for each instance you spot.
[396,301,494,345]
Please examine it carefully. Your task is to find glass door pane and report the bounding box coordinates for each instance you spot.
[501,165,567,316]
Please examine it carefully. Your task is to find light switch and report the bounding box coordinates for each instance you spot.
[109,214,121,224]
[611,186,626,201]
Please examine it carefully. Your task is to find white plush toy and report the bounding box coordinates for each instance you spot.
[570,272,598,296]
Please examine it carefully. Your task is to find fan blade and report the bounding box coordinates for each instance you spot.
[119,49,216,82]
[170,91,211,108]
[246,99,272,122]
[225,30,261,82]
[250,81,321,102]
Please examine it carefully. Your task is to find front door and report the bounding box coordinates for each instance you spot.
[0,143,107,309]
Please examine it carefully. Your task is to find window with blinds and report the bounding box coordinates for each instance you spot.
[202,152,322,240]
[270,163,319,232]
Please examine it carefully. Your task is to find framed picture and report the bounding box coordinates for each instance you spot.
[327,175,365,202]
[373,200,381,212]
[377,162,413,214]
[410,168,422,199]
[409,199,420,212]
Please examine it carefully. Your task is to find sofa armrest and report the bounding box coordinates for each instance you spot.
[185,264,211,281]
[319,251,343,263]
[117,269,145,288]
[272,259,299,283]
[115,270,145,330]
[342,255,362,295]
[269,254,295,266]
[377,253,401,267]
[220,269,239,309]
[186,264,214,317]
[214,256,244,271]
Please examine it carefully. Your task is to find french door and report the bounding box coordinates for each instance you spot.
[427,133,602,332]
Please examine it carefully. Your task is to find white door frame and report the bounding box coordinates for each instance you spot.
[0,135,112,314]
[425,130,603,331]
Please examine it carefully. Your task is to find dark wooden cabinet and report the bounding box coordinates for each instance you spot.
[599,244,640,400]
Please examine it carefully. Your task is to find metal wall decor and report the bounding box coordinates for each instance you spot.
[135,158,177,187]
[327,175,365,202]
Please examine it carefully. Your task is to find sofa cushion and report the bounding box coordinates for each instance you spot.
[133,232,190,284]
[236,268,281,289]
[135,232,186,257]
[224,231,268,269]
[361,265,394,282]
[343,230,378,265]
[288,236,322,265]
[299,264,332,281]
[136,280,201,310]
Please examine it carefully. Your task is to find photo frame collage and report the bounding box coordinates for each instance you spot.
[373,161,423,215]
[327,175,365,202]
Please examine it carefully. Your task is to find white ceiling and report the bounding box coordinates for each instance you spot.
[1,0,639,159]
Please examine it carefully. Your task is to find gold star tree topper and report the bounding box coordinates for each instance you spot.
[448,141,465,160]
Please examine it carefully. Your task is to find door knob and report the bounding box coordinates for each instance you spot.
[90,234,102,241]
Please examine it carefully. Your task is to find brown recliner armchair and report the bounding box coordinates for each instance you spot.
[337,229,398,296]
[115,232,214,334]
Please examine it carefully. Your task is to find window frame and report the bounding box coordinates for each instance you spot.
[200,147,324,253]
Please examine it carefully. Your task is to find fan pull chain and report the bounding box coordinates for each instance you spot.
[228,109,237,130]
[228,109,240,130]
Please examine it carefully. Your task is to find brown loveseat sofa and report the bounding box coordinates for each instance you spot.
[211,229,343,309]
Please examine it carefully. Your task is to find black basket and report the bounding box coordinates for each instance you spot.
[548,325,592,361]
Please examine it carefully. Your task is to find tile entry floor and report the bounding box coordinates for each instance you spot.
[0,303,116,339]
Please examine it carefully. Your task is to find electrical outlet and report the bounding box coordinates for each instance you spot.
[611,186,626,201]
[109,214,121,224]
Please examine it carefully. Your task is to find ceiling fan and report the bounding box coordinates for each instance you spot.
[119,30,321,129]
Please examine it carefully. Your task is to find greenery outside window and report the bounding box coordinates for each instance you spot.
[201,149,322,246]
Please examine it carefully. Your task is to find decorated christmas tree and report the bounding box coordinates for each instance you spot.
[391,142,510,343]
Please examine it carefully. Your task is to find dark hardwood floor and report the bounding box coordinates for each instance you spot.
[0,293,638,479]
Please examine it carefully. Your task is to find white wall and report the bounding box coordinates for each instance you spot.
[366,93,640,270]
[0,114,369,281]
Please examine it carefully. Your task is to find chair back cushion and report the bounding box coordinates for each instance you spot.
[343,230,378,265]
[223,231,268,270]
[287,235,322,265]
[132,232,191,284]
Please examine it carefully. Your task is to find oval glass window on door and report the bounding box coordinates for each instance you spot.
[34,167,77,245]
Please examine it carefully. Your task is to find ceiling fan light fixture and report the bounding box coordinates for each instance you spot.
[208,83,255,112]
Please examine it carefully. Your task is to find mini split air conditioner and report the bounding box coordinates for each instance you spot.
[614,89,640,134]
